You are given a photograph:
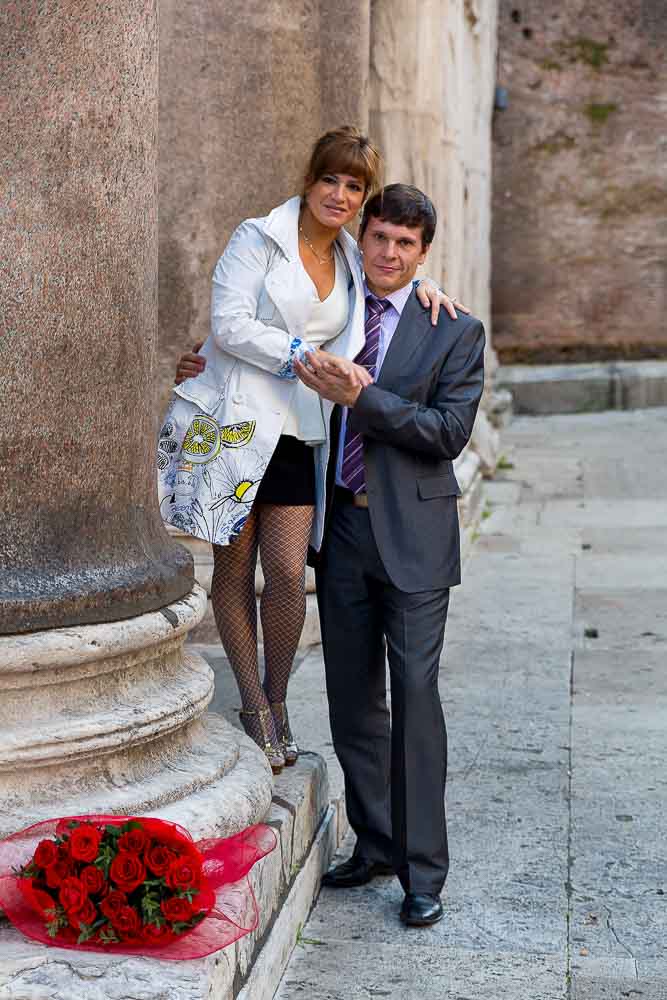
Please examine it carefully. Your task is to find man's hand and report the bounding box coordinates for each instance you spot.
[416,280,471,326]
[311,350,373,387]
[175,341,206,384]
[294,351,369,407]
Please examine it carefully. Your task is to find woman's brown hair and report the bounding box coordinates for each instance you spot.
[303,126,383,201]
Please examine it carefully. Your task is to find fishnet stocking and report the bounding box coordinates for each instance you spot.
[211,510,263,712]
[259,505,314,705]
[210,504,314,713]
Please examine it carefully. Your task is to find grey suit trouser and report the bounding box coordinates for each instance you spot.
[316,500,450,896]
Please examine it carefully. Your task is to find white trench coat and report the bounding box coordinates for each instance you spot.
[157,196,367,550]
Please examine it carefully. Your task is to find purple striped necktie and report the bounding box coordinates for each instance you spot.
[341,294,390,494]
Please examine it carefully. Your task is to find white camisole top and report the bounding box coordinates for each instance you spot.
[282,245,350,443]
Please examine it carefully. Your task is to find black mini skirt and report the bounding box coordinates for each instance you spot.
[254,434,316,506]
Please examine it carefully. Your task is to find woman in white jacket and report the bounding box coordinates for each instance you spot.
[159,127,458,772]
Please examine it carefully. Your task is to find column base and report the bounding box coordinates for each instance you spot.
[0,585,273,840]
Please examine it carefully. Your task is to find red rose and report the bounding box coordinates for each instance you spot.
[68,897,97,930]
[166,855,202,892]
[44,859,71,888]
[109,851,146,893]
[68,824,102,863]
[111,904,141,938]
[33,839,58,869]
[143,922,174,945]
[145,843,175,877]
[79,865,105,895]
[118,828,148,855]
[161,896,193,923]
[58,876,88,913]
[100,889,127,920]
[27,886,58,916]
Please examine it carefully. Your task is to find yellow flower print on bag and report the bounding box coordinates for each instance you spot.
[181,415,221,465]
[180,416,256,465]
[219,420,256,449]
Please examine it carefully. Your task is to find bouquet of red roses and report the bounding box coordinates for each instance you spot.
[0,814,276,959]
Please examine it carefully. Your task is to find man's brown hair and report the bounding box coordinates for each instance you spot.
[360,183,437,248]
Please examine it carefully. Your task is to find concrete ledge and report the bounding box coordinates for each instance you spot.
[497,360,667,415]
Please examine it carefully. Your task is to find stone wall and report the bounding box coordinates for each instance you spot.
[492,0,667,363]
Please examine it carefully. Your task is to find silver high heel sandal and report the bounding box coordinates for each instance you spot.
[239,707,285,774]
[269,701,299,766]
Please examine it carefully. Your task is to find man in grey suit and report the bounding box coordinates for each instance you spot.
[294,184,485,927]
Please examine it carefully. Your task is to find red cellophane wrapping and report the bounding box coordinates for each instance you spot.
[0,815,276,960]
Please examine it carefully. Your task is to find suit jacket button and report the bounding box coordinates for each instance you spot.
[232,393,244,404]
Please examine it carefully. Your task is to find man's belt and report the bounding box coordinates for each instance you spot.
[334,486,369,509]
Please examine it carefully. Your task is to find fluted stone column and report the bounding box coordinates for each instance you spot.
[0,0,272,841]
[369,0,501,504]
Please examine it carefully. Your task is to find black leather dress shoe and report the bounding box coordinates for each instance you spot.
[321,855,394,888]
[400,893,443,926]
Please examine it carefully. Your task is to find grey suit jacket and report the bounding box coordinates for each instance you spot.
[343,288,485,593]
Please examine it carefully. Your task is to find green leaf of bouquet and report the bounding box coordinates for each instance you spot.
[120,820,143,833]
[171,910,206,935]
[76,923,94,944]
[17,863,38,879]
[99,924,120,944]
[175,887,200,903]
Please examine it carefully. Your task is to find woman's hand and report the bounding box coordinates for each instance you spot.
[175,341,206,384]
[416,280,471,326]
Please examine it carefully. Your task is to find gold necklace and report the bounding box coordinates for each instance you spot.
[299,224,333,265]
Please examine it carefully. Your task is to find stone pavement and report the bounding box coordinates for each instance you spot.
[274,407,667,1000]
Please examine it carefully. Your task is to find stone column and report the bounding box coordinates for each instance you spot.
[0,0,192,635]
[0,0,271,840]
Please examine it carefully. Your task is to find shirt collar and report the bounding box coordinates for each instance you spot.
[363,279,414,317]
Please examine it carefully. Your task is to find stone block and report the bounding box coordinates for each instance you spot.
[277,941,566,999]
[498,361,667,415]
[497,364,615,414]
[471,408,501,475]
[237,806,338,1000]
[617,360,667,410]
